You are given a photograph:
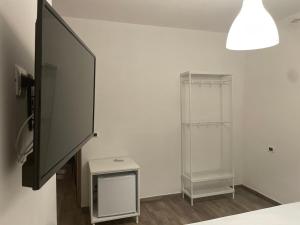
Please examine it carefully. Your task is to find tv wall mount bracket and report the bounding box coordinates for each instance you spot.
[15,65,35,131]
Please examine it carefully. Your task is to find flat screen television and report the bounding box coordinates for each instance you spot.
[22,0,96,190]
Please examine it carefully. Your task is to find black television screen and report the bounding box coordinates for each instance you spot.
[22,0,95,190]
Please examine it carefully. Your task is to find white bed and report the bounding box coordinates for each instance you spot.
[188,202,300,225]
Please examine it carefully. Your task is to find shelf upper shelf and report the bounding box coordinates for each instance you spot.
[180,71,232,78]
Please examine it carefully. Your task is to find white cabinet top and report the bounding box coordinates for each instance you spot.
[89,157,140,175]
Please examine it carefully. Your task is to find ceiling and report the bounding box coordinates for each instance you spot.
[53,0,300,32]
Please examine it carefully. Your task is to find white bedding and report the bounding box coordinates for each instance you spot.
[189,202,300,225]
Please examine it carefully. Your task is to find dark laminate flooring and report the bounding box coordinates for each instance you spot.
[57,166,277,225]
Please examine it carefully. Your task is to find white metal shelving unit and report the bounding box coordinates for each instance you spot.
[180,71,234,206]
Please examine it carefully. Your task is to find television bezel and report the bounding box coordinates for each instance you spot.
[29,0,96,190]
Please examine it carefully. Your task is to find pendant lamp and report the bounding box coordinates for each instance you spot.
[226,0,279,50]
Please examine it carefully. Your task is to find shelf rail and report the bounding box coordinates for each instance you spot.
[181,80,231,86]
[182,121,232,127]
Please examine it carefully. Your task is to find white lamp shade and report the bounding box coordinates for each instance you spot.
[226,0,279,50]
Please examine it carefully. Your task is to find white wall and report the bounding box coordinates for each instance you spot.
[0,0,56,224]
[65,17,246,207]
[243,18,300,204]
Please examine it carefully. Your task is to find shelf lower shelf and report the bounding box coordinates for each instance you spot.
[183,170,234,183]
[92,207,138,223]
[183,186,234,199]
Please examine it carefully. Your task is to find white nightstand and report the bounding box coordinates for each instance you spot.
[89,157,140,225]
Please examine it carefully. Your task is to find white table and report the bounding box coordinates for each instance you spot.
[188,202,300,225]
[89,157,140,225]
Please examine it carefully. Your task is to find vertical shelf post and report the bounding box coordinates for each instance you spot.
[229,77,235,199]
[180,75,185,199]
[188,72,193,206]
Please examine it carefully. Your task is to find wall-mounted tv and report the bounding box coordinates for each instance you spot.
[22,0,96,190]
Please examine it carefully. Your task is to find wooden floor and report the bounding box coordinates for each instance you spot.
[57,166,277,225]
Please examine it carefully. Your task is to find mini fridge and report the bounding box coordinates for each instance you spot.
[97,173,137,217]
